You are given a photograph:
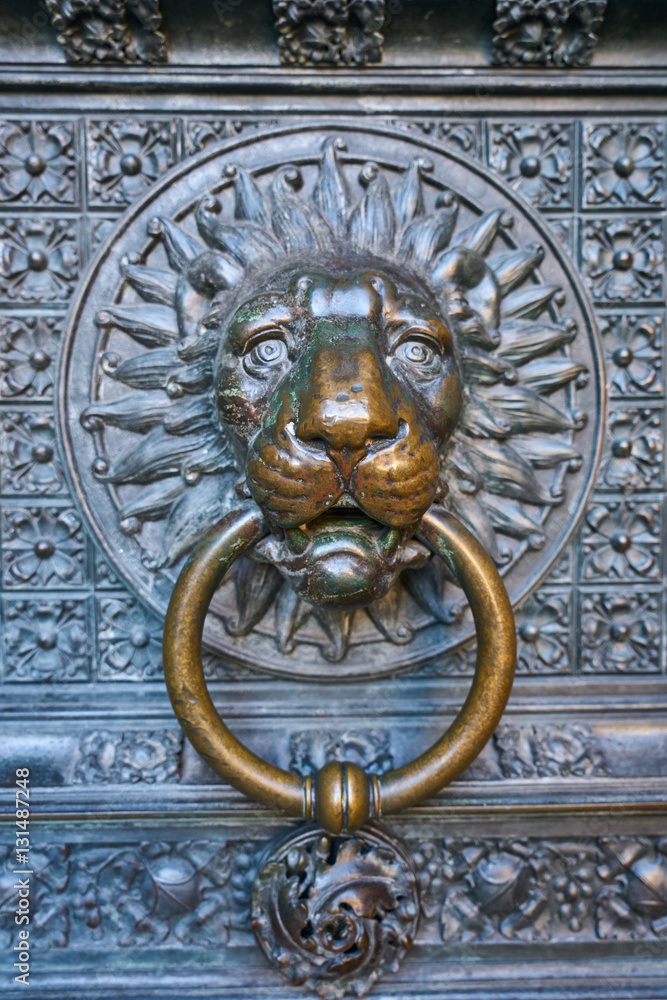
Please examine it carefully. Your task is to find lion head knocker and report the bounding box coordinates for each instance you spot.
[82,136,587,663]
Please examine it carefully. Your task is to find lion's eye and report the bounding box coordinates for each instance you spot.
[395,338,440,372]
[245,338,289,372]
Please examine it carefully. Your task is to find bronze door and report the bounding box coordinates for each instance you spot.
[1,2,667,997]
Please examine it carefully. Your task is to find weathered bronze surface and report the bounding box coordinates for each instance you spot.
[163,505,516,834]
[60,125,601,677]
[251,826,420,998]
[4,3,667,997]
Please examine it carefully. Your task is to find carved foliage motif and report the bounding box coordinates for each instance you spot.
[581,500,660,581]
[413,836,667,942]
[583,123,665,207]
[581,590,661,672]
[45,0,167,65]
[87,119,176,206]
[599,313,663,397]
[0,839,231,951]
[2,506,85,588]
[252,829,419,999]
[514,590,570,673]
[2,835,666,953]
[0,217,79,302]
[597,406,663,492]
[0,410,66,495]
[596,838,667,940]
[288,729,394,777]
[493,722,608,777]
[582,218,665,302]
[390,119,480,158]
[96,594,164,679]
[492,0,607,68]
[74,729,182,782]
[273,0,385,67]
[0,120,76,205]
[0,317,61,400]
[2,597,90,681]
[488,123,573,208]
[184,119,280,157]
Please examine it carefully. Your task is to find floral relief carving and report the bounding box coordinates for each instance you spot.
[582,218,664,303]
[493,723,608,778]
[414,838,594,941]
[437,122,479,157]
[288,729,394,777]
[252,827,419,998]
[412,836,667,943]
[546,547,572,583]
[273,0,384,67]
[596,838,667,940]
[97,594,163,679]
[492,0,607,68]
[390,119,480,158]
[0,120,76,205]
[0,317,61,399]
[2,506,85,588]
[546,216,574,257]
[2,597,90,681]
[74,729,182,783]
[0,840,231,950]
[580,500,661,581]
[488,123,573,208]
[201,652,258,681]
[184,119,280,157]
[599,314,663,397]
[515,591,571,673]
[581,591,661,673]
[597,406,663,492]
[89,217,116,252]
[87,119,176,206]
[0,410,66,495]
[583,123,665,207]
[94,551,123,588]
[45,0,167,65]
[1,836,666,951]
[0,218,79,302]
[407,645,477,678]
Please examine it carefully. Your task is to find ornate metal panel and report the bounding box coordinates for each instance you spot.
[1,2,667,998]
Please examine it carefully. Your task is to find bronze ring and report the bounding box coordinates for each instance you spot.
[163,504,517,834]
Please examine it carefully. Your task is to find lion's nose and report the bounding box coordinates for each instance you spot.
[296,347,399,453]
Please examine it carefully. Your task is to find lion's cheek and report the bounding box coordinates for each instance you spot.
[246,437,344,529]
[413,371,464,448]
[349,435,440,528]
[216,379,270,444]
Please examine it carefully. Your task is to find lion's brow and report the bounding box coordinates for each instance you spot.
[233,308,295,344]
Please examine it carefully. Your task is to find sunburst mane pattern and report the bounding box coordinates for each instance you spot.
[82,136,589,664]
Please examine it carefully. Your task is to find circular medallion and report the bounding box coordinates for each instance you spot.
[58,122,603,679]
[251,826,420,999]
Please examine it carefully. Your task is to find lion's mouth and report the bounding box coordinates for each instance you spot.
[248,483,432,609]
[281,493,406,558]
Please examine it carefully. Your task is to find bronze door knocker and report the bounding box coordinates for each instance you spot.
[61,126,598,997]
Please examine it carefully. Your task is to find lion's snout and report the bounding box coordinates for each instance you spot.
[247,408,440,532]
[296,346,400,453]
[245,335,443,530]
